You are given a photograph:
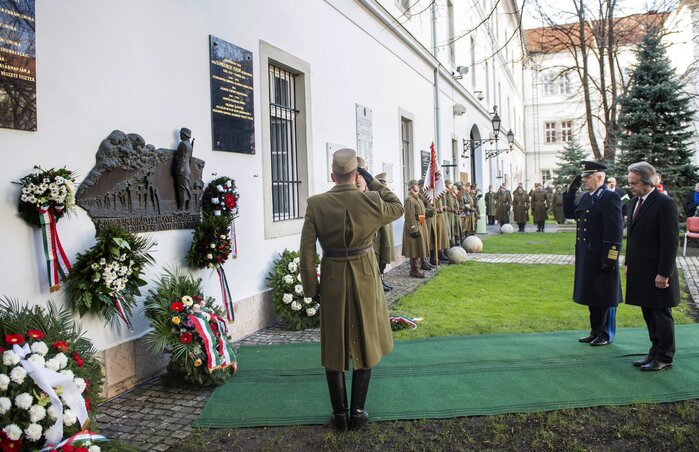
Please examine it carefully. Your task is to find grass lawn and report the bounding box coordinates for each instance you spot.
[390,262,696,340]
[480,231,575,254]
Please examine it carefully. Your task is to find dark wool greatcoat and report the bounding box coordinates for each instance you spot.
[299,179,404,371]
[495,190,512,223]
[485,191,497,216]
[531,190,549,222]
[512,191,529,223]
[401,194,429,258]
[553,192,565,223]
[563,185,623,307]
[625,189,680,308]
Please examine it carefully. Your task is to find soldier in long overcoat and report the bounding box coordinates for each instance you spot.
[625,162,680,371]
[530,183,549,232]
[552,186,565,224]
[463,186,476,236]
[512,186,529,232]
[418,181,438,267]
[484,185,497,225]
[300,148,403,432]
[372,173,396,291]
[495,185,512,225]
[402,179,429,278]
[563,161,623,347]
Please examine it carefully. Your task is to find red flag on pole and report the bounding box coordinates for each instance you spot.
[423,142,447,202]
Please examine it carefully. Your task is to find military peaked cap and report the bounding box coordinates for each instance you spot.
[580,161,607,174]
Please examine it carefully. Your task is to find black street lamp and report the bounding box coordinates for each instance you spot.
[461,106,514,160]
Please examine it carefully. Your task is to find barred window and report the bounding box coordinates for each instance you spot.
[269,64,301,221]
[561,120,573,142]
[545,122,557,143]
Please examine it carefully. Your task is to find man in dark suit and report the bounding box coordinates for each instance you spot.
[625,161,680,371]
[563,161,624,346]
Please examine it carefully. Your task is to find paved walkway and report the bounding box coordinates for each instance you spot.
[95,233,699,451]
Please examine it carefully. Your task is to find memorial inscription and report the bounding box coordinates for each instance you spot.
[209,35,254,154]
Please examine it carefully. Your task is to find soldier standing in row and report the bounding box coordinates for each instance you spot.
[552,186,565,224]
[531,183,549,232]
[299,148,403,432]
[484,185,497,225]
[402,179,429,278]
[463,184,477,236]
[495,185,512,225]
[512,186,529,232]
[373,173,396,291]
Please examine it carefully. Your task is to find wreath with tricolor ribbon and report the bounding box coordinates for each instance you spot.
[15,166,76,292]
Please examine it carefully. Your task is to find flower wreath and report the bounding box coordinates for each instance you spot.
[0,298,104,451]
[202,176,239,219]
[265,250,320,331]
[144,269,237,386]
[186,215,235,321]
[15,166,77,292]
[65,226,154,330]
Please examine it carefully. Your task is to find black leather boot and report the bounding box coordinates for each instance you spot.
[349,368,371,431]
[429,250,437,266]
[439,250,449,264]
[325,370,348,432]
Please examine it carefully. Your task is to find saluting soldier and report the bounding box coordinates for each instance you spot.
[299,148,404,432]
[402,179,430,278]
[552,186,565,224]
[531,183,549,232]
[495,185,512,225]
[512,186,529,232]
[484,185,497,225]
[373,173,396,291]
[563,161,623,347]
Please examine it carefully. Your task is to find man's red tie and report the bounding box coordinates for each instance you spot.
[633,197,644,222]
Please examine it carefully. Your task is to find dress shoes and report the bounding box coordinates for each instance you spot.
[590,337,609,346]
[382,281,392,292]
[640,360,672,372]
[578,335,596,343]
[632,356,653,367]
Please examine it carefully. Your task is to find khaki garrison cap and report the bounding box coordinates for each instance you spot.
[332,148,358,174]
[375,172,387,183]
[357,156,368,169]
[408,179,419,188]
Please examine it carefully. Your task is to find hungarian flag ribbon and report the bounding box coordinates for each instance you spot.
[39,205,72,292]
[41,430,107,451]
[215,267,235,322]
[113,293,133,331]
[189,313,236,372]
[212,313,237,372]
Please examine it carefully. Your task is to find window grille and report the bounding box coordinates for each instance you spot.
[269,64,301,221]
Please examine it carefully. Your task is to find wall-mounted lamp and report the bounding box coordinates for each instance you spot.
[453,103,466,116]
[461,106,515,160]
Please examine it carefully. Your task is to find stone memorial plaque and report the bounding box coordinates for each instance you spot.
[420,150,430,180]
[76,130,205,233]
[209,35,254,154]
[355,104,373,172]
[0,0,36,131]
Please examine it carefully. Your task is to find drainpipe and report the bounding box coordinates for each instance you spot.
[431,0,441,159]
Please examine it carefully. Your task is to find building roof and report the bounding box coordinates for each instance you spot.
[524,12,669,54]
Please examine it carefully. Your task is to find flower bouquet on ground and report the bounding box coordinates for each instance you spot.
[15,166,77,292]
[65,226,154,330]
[0,298,104,451]
[265,250,320,331]
[143,268,237,387]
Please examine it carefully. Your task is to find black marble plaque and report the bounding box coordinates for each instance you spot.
[0,0,36,131]
[209,35,254,154]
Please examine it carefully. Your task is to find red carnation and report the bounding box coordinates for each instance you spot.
[5,334,24,345]
[62,445,75,452]
[85,397,91,412]
[72,352,84,368]
[52,340,69,352]
[170,301,185,312]
[27,329,45,340]
[74,447,89,452]
[179,332,193,344]
[224,194,237,209]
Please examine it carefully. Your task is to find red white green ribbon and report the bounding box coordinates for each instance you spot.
[215,267,235,322]
[41,429,107,451]
[212,313,237,371]
[389,316,418,330]
[39,205,71,292]
[113,292,133,331]
[189,312,237,372]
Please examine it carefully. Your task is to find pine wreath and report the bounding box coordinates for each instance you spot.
[202,176,239,219]
[15,166,76,228]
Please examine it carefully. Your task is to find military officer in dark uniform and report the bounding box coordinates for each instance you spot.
[563,161,623,346]
[300,149,403,432]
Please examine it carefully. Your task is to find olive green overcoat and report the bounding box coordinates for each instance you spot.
[495,190,512,223]
[531,190,549,222]
[553,192,565,223]
[484,191,497,216]
[401,194,429,258]
[513,191,529,223]
[373,223,395,266]
[299,179,404,371]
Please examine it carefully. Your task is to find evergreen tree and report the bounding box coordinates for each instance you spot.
[617,30,698,195]
[554,138,588,187]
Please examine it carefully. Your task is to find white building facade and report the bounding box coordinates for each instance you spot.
[0,0,526,396]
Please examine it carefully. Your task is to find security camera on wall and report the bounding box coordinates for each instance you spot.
[453,65,469,80]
